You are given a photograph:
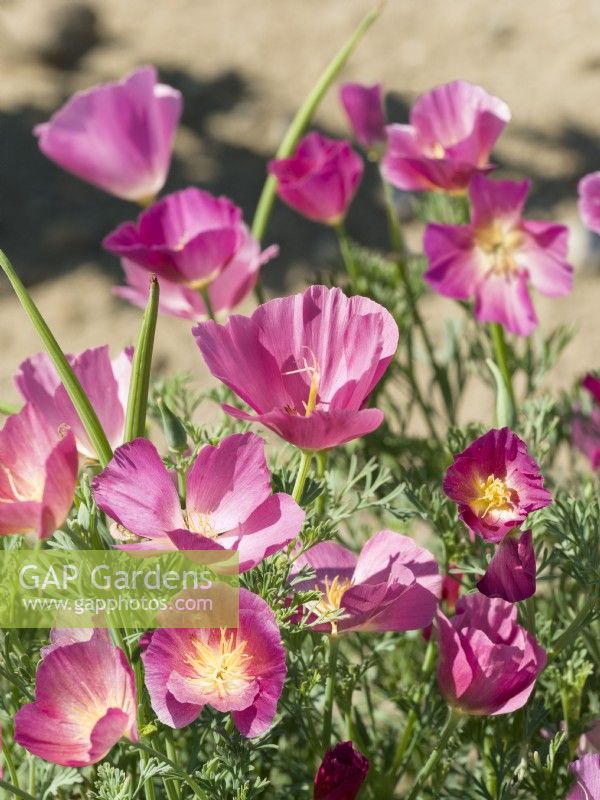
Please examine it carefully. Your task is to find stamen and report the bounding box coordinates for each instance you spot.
[184,510,218,539]
[0,465,43,503]
[282,347,321,417]
[314,575,353,634]
[187,630,253,699]
[474,474,514,517]
[474,221,524,277]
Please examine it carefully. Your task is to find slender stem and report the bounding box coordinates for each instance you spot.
[551,594,598,658]
[0,401,19,416]
[315,451,328,517]
[489,322,516,419]
[405,708,462,800]
[124,275,159,443]
[382,179,407,257]
[200,287,216,322]
[251,3,383,245]
[164,736,182,800]
[27,756,35,796]
[484,734,498,797]
[0,778,36,800]
[0,249,113,466]
[391,637,437,777]
[292,450,313,504]
[130,741,208,800]
[525,596,536,636]
[322,635,340,752]
[177,468,186,508]
[334,221,358,289]
[2,739,19,789]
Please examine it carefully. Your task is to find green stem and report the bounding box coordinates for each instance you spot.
[334,221,358,289]
[0,401,19,416]
[27,756,35,796]
[551,594,598,658]
[251,3,382,246]
[315,451,328,517]
[0,779,36,800]
[292,450,313,504]
[322,635,340,752]
[200,287,216,322]
[2,739,19,789]
[0,249,113,466]
[405,708,462,800]
[391,637,436,777]
[124,275,159,442]
[130,741,208,800]
[382,179,407,257]
[484,734,497,797]
[489,322,516,420]
[164,736,182,800]
[525,596,536,636]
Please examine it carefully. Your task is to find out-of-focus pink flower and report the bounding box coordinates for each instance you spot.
[381,80,510,193]
[477,529,536,602]
[103,188,276,307]
[443,427,551,543]
[578,172,600,236]
[424,174,572,336]
[35,66,182,203]
[92,433,304,570]
[0,404,78,539]
[268,132,363,225]
[580,721,600,754]
[572,375,600,469]
[142,589,286,737]
[290,531,441,635]
[15,629,137,766]
[114,230,277,321]
[436,594,546,716]
[423,566,463,640]
[16,346,132,459]
[193,285,398,451]
[567,754,600,799]
[314,741,369,800]
[340,83,386,150]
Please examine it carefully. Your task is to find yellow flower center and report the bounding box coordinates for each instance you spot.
[430,142,446,159]
[474,221,524,277]
[184,511,218,539]
[314,575,353,634]
[283,348,321,417]
[186,630,253,699]
[473,474,514,517]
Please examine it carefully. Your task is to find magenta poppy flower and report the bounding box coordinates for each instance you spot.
[16,345,132,459]
[573,375,600,469]
[443,427,551,543]
[15,629,137,766]
[290,530,441,635]
[477,529,536,602]
[314,741,369,800]
[142,588,286,737]
[424,174,573,336]
[268,132,364,225]
[35,66,182,203]
[92,433,304,570]
[567,755,600,799]
[340,82,386,150]
[193,285,398,451]
[114,234,277,321]
[436,594,546,716]
[104,187,275,298]
[0,404,78,540]
[381,80,510,193]
[578,172,600,235]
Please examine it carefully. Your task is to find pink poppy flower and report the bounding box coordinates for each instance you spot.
[424,174,573,336]
[443,427,551,543]
[381,80,510,193]
[15,629,137,766]
[567,755,600,799]
[193,285,398,451]
[290,531,441,635]
[268,132,364,225]
[92,433,304,571]
[436,594,546,716]
[0,404,78,540]
[340,82,386,150]
[477,529,536,602]
[572,374,600,469]
[142,589,286,737]
[104,188,276,301]
[16,346,132,459]
[114,230,277,321]
[578,172,600,235]
[35,66,182,203]
[314,741,369,800]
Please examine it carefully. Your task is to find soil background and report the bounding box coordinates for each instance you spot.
[0,0,599,420]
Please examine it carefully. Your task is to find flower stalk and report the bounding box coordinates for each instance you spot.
[124,275,159,442]
[405,707,463,800]
[321,634,340,752]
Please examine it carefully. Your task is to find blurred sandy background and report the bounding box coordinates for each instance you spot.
[0,0,599,417]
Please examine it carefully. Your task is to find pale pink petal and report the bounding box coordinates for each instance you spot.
[517,220,573,296]
[469,174,530,228]
[474,272,537,336]
[423,223,481,299]
[578,172,600,236]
